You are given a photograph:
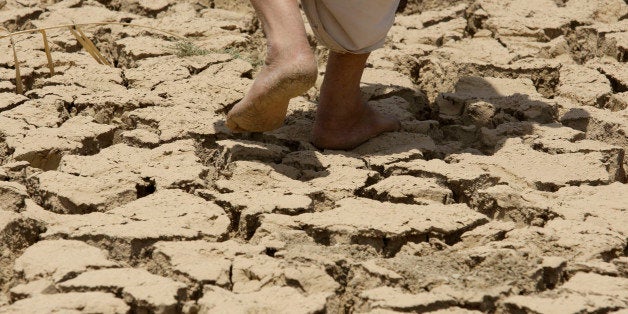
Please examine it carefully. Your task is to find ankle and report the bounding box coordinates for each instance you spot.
[315,100,368,131]
[316,86,365,123]
[266,40,314,64]
[262,44,317,90]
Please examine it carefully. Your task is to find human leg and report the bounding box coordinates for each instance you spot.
[226,0,317,132]
[311,51,399,150]
[302,0,401,149]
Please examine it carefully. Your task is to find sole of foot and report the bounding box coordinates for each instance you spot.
[311,104,400,150]
[226,54,317,133]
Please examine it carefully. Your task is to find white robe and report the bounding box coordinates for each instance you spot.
[302,0,400,54]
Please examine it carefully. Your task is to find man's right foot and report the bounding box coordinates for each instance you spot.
[226,48,318,133]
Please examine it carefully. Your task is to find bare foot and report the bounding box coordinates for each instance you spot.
[226,49,317,133]
[311,51,399,150]
[312,103,400,150]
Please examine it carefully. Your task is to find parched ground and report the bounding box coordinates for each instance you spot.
[0,0,627,313]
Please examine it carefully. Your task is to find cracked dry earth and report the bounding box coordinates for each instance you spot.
[0,0,628,313]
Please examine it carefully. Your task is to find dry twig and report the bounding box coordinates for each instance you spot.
[68,26,103,64]
[40,29,55,76]
[9,36,23,94]
[76,26,111,66]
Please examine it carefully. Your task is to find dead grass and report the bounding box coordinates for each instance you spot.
[9,36,23,94]
[69,26,112,66]
[168,40,210,57]
[2,22,265,95]
[0,22,189,94]
[40,29,54,77]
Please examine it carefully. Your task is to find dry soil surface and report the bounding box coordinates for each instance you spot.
[0,0,627,313]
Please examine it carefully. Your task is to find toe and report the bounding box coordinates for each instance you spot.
[225,116,246,133]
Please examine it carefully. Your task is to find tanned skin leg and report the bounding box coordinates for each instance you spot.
[311,51,400,150]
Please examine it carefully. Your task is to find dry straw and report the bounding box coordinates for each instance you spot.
[1,22,189,94]
[9,36,23,94]
[40,29,54,76]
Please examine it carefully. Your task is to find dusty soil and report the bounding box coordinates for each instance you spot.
[1,0,627,313]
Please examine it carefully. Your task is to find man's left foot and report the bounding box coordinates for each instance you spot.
[312,102,400,150]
